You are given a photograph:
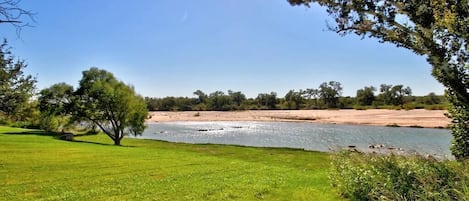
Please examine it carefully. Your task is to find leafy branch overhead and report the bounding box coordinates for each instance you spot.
[288,0,469,158]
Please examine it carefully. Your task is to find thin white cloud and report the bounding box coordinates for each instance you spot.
[180,11,189,23]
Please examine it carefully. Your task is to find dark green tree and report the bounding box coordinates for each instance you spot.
[38,83,74,131]
[38,83,74,115]
[378,84,412,106]
[207,91,233,111]
[228,90,247,109]
[74,67,148,145]
[424,92,442,105]
[284,89,305,109]
[379,84,393,105]
[391,85,412,106]
[144,97,160,111]
[0,40,36,121]
[256,92,278,109]
[356,86,376,106]
[193,90,207,104]
[289,0,469,158]
[303,88,320,108]
[318,81,343,108]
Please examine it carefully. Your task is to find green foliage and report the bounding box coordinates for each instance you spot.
[207,91,233,111]
[424,103,449,110]
[73,67,148,145]
[288,0,469,159]
[38,82,74,116]
[339,96,354,109]
[228,90,247,108]
[0,39,37,121]
[193,89,208,104]
[378,84,413,106]
[319,81,343,108]
[447,94,469,159]
[0,126,340,200]
[39,114,60,132]
[424,92,442,105]
[284,89,305,109]
[356,86,376,106]
[38,83,75,132]
[330,152,469,201]
[256,92,278,110]
[145,86,444,111]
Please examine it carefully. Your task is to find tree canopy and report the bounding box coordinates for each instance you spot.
[319,81,343,108]
[356,86,376,106]
[288,0,469,159]
[0,39,36,121]
[73,67,148,145]
[38,68,148,145]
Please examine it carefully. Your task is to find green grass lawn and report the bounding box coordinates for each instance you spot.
[0,126,341,201]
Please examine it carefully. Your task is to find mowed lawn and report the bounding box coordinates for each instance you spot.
[0,126,341,201]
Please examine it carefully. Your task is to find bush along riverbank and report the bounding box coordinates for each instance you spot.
[330,151,469,200]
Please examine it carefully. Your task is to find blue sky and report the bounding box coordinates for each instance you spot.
[2,0,443,98]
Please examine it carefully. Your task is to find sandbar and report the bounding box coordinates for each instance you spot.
[148,109,450,128]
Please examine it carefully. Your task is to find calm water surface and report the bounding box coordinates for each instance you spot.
[136,121,452,156]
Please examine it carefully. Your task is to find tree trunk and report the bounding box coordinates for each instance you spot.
[114,138,121,146]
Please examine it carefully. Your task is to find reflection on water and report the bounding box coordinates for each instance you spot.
[135,121,452,157]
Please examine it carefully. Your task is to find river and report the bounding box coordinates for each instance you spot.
[135,121,452,157]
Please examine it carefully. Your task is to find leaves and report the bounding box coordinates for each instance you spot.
[39,67,148,145]
[74,68,148,145]
[0,39,36,120]
[288,0,469,158]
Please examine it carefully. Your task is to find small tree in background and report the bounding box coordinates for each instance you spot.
[318,81,343,108]
[356,86,376,106]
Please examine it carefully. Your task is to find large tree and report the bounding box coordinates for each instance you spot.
[0,40,36,121]
[288,0,469,159]
[74,67,148,145]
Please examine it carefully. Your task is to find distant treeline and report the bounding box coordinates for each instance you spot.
[145,81,447,111]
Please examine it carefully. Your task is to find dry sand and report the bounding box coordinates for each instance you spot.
[148,109,450,128]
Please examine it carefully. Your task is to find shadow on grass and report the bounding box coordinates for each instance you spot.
[70,140,115,146]
[3,130,60,137]
[3,130,135,147]
[71,138,136,147]
[74,132,99,137]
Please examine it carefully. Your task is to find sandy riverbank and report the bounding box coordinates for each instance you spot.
[148,109,450,128]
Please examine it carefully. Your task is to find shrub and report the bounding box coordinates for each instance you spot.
[424,104,449,110]
[330,151,469,200]
[403,103,416,110]
[40,115,60,132]
[10,121,40,129]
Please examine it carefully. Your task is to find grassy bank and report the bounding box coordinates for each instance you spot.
[0,126,340,200]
